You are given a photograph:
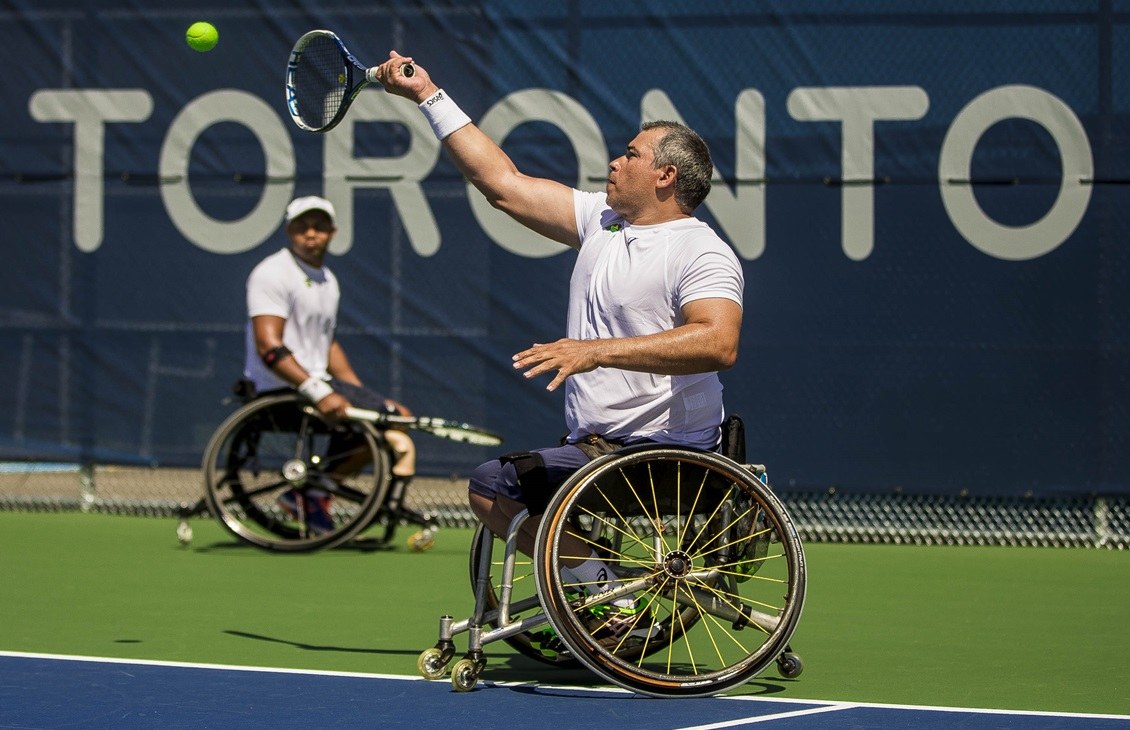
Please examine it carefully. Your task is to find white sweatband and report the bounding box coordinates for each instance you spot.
[297,376,334,404]
[419,89,471,141]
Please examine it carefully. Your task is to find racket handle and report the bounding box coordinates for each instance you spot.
[344,406,385,423]
[366,63,414,84]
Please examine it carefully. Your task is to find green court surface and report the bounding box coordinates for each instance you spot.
[1,511,1127,715]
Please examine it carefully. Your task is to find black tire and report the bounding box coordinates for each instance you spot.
[534,445,806,697]
[201,393,390,552]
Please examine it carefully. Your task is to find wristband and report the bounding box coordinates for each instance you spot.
[297,376,334,404]
[419,89,471,140]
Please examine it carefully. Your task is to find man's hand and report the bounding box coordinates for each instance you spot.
[372,50,437,103]
[315,392,352,419]
[513,338,602,392]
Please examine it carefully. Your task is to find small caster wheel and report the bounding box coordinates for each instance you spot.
[450,658,480,692]
[417,647,449,680]
[407,527,436,552]
[777,652,803,679]
[176,520,193,546]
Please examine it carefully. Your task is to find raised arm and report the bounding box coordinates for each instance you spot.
[373,52,579,247]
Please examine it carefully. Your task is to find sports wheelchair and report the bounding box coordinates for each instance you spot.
[177,389,500,553]
[417,435,807,698]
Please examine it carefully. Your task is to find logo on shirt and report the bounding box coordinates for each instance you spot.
[605,223,622,233]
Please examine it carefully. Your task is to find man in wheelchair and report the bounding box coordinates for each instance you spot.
[375,57,744,635]
[243,195,417,535]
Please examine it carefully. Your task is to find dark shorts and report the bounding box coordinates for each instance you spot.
[467,444,593,516]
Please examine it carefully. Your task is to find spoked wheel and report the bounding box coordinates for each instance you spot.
[534,445,806,697]
[201,393,390,551]
[468,524,578,666]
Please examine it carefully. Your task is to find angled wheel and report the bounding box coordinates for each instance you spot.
[201,393,390,551]
[450,658,480,692]
[534,445,806,697]
[417,647,450,680]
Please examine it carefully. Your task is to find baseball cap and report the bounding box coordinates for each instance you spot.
[285,196,336,225]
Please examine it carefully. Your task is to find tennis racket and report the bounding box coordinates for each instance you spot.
[286,30,414,133]
[344,407,503,447]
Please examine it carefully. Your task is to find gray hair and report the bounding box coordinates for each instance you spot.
[641,120,713,212]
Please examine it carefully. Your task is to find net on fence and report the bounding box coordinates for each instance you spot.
[1,463,1126,549]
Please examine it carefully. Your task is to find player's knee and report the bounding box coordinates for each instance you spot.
[468,490,494,522]
[384,430,414,456]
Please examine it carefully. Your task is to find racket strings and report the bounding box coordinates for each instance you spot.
[292,35,348,130]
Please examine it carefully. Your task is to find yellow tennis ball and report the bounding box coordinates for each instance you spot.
[186,22,219,52]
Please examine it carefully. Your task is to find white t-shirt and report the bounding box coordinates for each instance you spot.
[243,248,340,392]
[564,190,744,449]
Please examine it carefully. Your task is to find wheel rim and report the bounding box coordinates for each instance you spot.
[202,394,389,551]
[535,447,806,697]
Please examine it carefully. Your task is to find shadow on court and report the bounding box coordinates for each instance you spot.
[465,653,797,697]
[192,537,398,554]
[224,630,423,657]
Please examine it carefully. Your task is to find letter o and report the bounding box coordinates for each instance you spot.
[471,89,607,258]
[939,85,1092,261]
[160,90,296,254]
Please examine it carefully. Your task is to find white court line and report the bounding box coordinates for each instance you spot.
[0,649,419,683]
[716,692,1130,723]
[676,702,857,729]
[3,651,1129,723]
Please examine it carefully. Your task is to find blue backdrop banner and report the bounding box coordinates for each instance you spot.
[1,0,1126,496]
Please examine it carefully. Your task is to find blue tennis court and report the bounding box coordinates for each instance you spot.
[3,652,1127,729]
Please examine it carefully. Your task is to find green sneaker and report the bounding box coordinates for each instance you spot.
[581,600,662,648]
[528,626,570,658]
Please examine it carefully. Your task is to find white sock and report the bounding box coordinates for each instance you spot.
[558,564,581,588]
[566,552,636,608]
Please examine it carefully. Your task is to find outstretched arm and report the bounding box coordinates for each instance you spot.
[373,52,579,248]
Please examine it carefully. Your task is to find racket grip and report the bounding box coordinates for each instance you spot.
[344,406,386,423]
[365,63,414,84]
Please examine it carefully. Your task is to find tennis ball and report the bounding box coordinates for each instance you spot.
[186,22,219,52]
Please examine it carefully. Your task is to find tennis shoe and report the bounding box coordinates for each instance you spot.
[528,626,571,660]
[303,489,335,535]
[277,488,301,519]
[277,488,335,536]
[582,600,662,649]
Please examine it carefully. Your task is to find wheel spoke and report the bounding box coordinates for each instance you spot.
[537,446,805,697]
[203,393,389,552]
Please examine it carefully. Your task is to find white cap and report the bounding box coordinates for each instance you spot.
[285,196,336,225]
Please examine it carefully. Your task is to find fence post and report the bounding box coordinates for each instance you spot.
[80,462,95,512]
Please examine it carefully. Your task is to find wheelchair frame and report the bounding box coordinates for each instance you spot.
[179,392,437,552]
[418,443,806,698]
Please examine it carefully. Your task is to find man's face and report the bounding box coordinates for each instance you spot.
[605,127,665,219]
[286,210,335,266]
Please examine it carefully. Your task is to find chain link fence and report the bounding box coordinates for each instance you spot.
[2,462,1126,549]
